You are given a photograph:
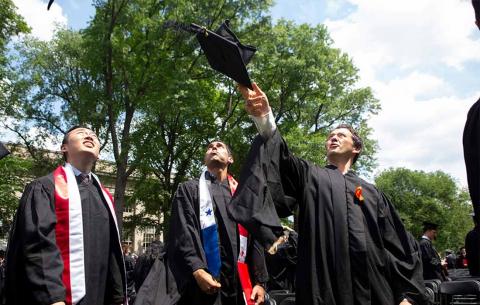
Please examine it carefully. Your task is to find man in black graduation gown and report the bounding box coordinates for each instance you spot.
[419,222,446,281]
[167,141,268,305]
[231,83,428,305]
[5,126,126,305]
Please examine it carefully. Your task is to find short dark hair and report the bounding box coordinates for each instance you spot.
[207,139,233,157]
[61,125,89,161]
[422,221,439,233]
[331,124,363,164]
[205,139,234,170]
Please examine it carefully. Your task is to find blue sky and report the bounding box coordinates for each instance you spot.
[10,0,480,187]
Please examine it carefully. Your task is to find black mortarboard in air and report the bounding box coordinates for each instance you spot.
[0,142,10,160]
[464,98,480,217]
[422,221,439,231]
[190,21,256,90]
[47,0,54,10]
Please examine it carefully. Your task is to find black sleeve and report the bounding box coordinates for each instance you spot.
[167,182,206,292]
[247,238,269,285]
[466,230,480,275]
[12,180,66,304]
[106,236,125,304]
[379,192,429,305]
[229,130,307,250]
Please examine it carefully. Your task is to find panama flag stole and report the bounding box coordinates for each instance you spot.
[199,171,254,305]
[53,163,124,305]
[199,171,222,279]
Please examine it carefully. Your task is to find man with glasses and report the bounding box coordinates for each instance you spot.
[5,126,126,305]
[230,83,428,305]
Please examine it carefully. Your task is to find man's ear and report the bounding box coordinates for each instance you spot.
[61,144,68,154]
[228,155,234,165]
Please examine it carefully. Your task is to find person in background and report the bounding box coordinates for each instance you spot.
[456,247,468,269]
[123,244,136,304]
[445,250,456,269]
[419,222,447,281]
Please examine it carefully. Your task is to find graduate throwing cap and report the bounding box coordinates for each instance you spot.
[228,83,429,305]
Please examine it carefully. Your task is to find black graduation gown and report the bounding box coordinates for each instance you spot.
[229,131,428,305]
[463,97,480,215]
[5,173,125,305]
[167,178,268,305]
[133,250,180,305]
[418,238,445,281]
[465,226,480,276]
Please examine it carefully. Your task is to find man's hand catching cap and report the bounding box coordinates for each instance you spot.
[238,82,271,117]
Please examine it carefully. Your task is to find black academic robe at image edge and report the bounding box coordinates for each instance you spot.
[228,131,429,305]
[419,237,445,281]
[463,97,480,216]
[167,179,268,305]
[465,226,480,276]
[4,173,126,305]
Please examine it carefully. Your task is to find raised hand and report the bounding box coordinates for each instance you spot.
[238,82,270,117]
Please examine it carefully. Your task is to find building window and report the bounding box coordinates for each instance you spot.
[123,231,133,247]
[142,226,156,249]
[123,196,135,214]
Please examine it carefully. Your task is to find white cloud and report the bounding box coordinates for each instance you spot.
[369,72,478,186]
[325,0,480,84]
[13,0,68,41]
[321,0,480,187]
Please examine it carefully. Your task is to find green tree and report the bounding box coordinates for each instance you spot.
[3,1,381,238]
[245,20,380,174]
[0,0,29,72]
[2,0,273,233]
[375,167,472,252]
[0,0,29,107]
[0,156,28,235]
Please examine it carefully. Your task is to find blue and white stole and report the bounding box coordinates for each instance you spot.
[199,170,222,279]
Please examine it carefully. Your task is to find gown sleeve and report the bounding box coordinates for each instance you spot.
[229,130,308,250]
[379,192,429,305]
[167,182,207,293]
[106,236,126,304]
[246,238,269,286]
[8,179,66,304]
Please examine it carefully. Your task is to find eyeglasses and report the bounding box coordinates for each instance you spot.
[73,129,98,139]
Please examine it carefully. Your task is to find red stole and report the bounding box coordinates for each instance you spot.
[228,175,255,305]
[53,165,124,305]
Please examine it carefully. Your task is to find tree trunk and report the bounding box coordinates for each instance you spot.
[113,169,127,234]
